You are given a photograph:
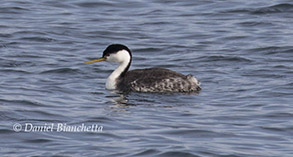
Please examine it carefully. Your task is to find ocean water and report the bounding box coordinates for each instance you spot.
[1,0,293,156]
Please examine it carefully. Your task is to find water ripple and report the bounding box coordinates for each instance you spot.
[252,3,293,14]
[197,55,252,63]
[40,68,81,74]
[223,3,293,14]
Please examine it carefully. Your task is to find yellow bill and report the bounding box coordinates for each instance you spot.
[84,57,106,63]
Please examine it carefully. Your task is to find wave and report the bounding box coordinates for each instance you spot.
[0,69,31,74]
[0,99,44,107]
[223,3,293,14]
[0,6,30,14]
[73,1,115,8]
[197,55,252,62]
[247,46,293,55]
[40,68,81,74]
[252,3,293,14]
[18,37,55,42]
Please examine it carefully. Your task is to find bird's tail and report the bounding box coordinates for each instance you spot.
[187,74,200,86]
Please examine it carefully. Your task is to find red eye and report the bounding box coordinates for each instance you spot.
[106,54,110,57]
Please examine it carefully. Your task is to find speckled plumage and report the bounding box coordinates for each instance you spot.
[117,68,201,93]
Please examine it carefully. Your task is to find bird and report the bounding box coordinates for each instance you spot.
[85,44,201,93]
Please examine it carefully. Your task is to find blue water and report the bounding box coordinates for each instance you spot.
[1,0,293,156]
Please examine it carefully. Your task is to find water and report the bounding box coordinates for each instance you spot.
[1,0,293,156]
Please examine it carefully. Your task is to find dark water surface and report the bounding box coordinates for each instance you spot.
[1,0,293,156]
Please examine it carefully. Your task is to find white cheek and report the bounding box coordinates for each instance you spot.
[106,54,119,62]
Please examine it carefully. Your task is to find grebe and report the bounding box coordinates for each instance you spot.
[85,44,201,93]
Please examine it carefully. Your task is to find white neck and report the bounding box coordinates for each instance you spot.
[105,50,131,90]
